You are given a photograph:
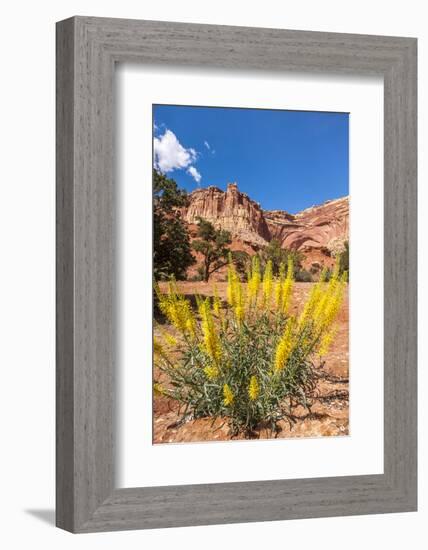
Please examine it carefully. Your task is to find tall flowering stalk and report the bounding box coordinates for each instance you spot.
[248,255,261,303]
[273,261,285,310]
[274,318,294,373]
[318,325,337,357]
[154,258,347,436]
[262,260,273,307]
[234,280,245,325]
[248,376,260,401]
[155,279,196,338]
[199,298,222,364]
[212,285,222,317]
[223,384,234,406]
[226,257,240,307]
[281,256,294,314]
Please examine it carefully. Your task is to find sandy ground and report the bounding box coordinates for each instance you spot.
[153,281,349,443]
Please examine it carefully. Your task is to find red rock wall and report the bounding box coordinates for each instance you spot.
[181,183,349,272]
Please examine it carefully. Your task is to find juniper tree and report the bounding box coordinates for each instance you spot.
[153,170,195,280]
[192,217,232,282]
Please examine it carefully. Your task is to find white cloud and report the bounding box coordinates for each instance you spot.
[204,140,215,155]
[154,129,197,173]
[187,166,202,184]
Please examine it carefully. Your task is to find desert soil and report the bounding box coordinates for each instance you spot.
[153,281,349,444]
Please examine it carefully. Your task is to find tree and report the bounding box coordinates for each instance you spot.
[230,250,251,278]
[260,239,303,277]
[192,217,232,282]
[153,170,195,280]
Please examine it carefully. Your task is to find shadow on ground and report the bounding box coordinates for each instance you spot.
[25,509,55,526]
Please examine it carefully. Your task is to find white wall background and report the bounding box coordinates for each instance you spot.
[0,1,424,548]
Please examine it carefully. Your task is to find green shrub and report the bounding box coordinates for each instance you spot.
[295,269,313,282]
[154,260,346,437]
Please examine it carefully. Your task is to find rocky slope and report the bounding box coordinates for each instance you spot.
[182,183,349,271]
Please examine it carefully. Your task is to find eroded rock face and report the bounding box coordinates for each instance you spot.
[182,183,349,270]
[265,197,349,254]
[183,183,271,246]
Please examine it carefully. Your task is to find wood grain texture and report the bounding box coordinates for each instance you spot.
[56,18,75,531]
[56,16,417,533]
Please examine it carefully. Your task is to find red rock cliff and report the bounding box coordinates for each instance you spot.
[265,197,349,254]
[183,183,271,246]
[182,183,349,269]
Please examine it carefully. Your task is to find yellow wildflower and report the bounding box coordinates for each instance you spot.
[185,317,196,338]
[274,318,294,373]
[248,255,261,302]
[286,256,294,279]
[318,325,337,357]
[318,287,344,331]
[204,365,219,379]
[314,270,346,331]
[234,279,246,324]
[281,257,294,313]
[235,305,245,324]
[227,259,239,307]
[298,274,325,327]
[262,260,273,307]
[223,384,234,406]
[312,265,340,323]
[280,279,292,314]
[153,337,166,358]
[154,337,176,367]
[157,282,196,337]
[194,293,204,311]
[274,280,282,310]
[167,278,177,295]
[163,332,177,347]
[312,291,329,324]
[213,285,222,317]
[153,382,167,395]
[248,376,260,401]
[199,299,222,363]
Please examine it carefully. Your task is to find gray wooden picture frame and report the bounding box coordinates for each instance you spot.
[56,16,417,533]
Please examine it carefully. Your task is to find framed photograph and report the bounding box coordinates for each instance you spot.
[56,16,417,532]
[151,104,351,446]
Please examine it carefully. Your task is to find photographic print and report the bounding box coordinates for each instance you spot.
[153,105,349,444]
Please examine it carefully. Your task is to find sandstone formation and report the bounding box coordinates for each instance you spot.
[182,183,270,247]
[182,183,349,272]
[182,183,349,271]
[265,197,349,256]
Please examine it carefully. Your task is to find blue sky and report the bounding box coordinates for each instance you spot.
[153,105,348,214]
